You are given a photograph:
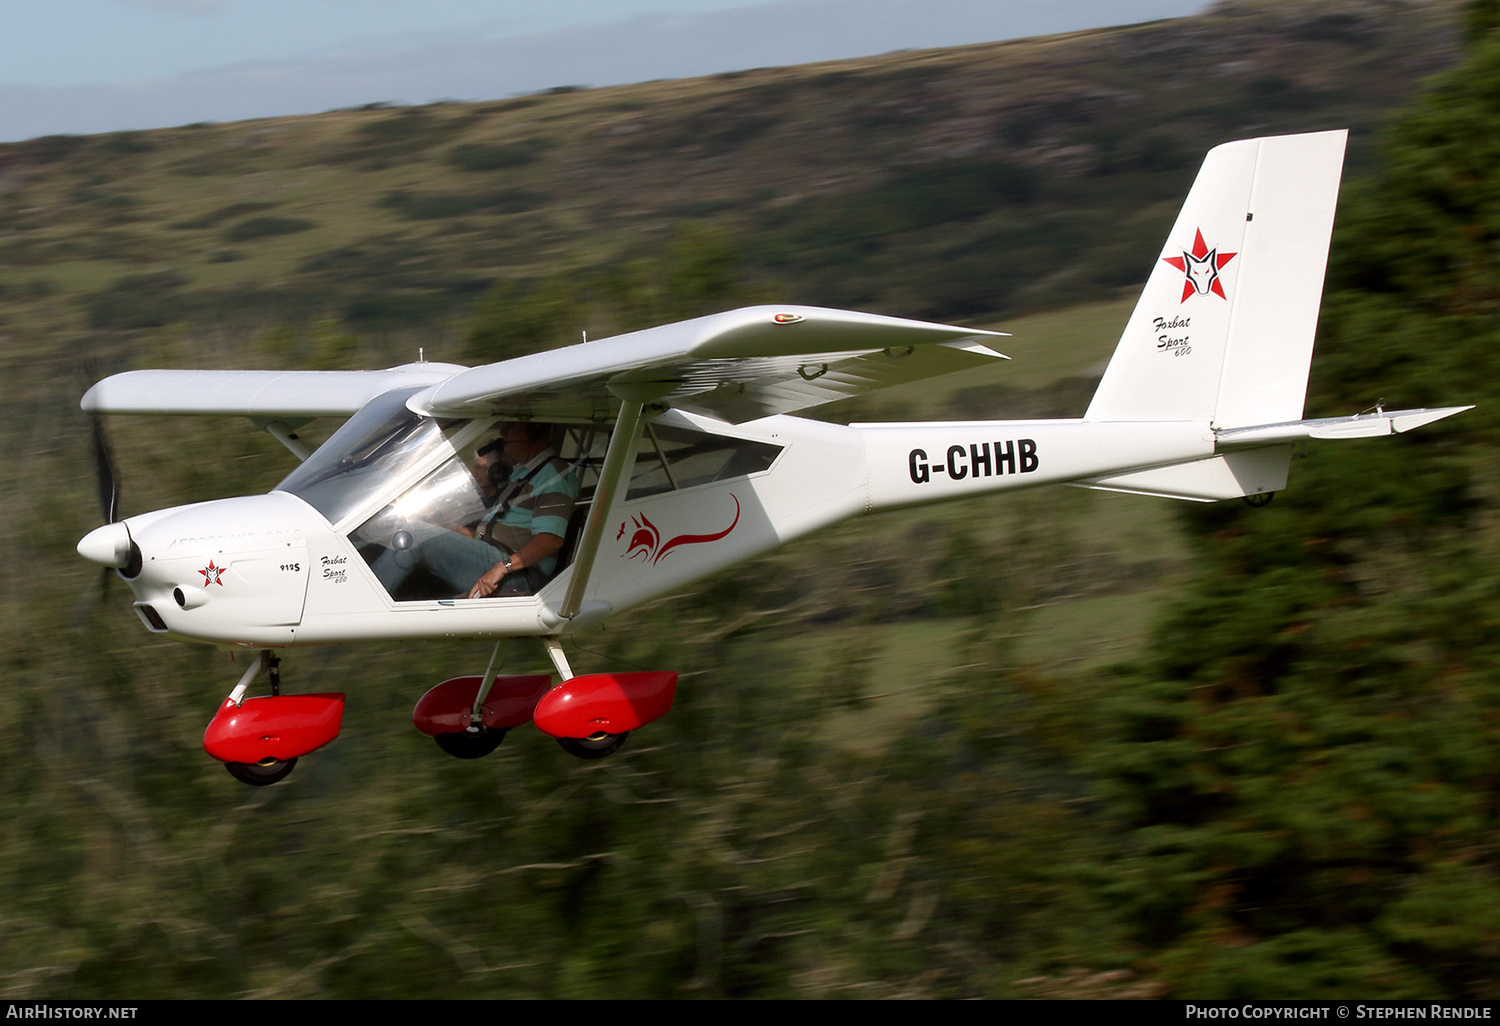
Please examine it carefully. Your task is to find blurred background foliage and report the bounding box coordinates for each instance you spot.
[2,0,1497,999]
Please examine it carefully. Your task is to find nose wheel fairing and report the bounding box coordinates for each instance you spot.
[203,693,346,765]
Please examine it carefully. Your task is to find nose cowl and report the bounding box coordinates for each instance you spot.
[78,522,134,568]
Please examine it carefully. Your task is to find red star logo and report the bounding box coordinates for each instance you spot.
[1162,228,1236,302]
[199,560,226,587]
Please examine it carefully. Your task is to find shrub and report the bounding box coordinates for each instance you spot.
[446,137,554,171]
[223,216,316,242]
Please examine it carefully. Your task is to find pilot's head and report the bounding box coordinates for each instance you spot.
[498,421,548,443]
[476,423,551,490]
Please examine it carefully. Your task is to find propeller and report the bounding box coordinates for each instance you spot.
[90,412,119,524]
[78,374,141,579]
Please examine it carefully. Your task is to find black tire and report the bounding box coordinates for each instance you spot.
[435,727,507,759]
[225,757,297,786]
[557,731,628,760]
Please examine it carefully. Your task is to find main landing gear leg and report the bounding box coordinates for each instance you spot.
[541,638,630,760]
[431,640,511,759]
[413,641,551,758]
[414,640,676,763]
[543,637,573,681]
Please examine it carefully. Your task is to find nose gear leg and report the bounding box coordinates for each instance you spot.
[206,651,345,786]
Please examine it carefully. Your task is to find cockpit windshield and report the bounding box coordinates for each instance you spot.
[273,387,461,527]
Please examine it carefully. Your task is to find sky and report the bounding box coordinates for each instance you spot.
[0,0,1208,142]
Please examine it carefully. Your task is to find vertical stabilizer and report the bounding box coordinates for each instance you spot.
[1084,131,1346,427]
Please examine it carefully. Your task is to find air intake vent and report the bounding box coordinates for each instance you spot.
[135,604,167,632]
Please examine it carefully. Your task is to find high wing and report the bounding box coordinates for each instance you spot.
[81,307,1005,426]
[410,305,1007,423]
[81,363,468,420]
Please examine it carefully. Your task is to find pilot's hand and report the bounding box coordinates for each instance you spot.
[467,560,510,599]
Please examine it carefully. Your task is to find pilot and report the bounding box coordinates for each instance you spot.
[374,422,579,599]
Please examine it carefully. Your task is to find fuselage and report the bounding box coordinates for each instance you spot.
[85,405,1215,648]
[77,131,1369,654]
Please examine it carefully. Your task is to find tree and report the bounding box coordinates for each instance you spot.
[1093,18,1500,999]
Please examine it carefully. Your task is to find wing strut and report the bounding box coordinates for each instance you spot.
[559,382,676,620]
[262,420,312,461]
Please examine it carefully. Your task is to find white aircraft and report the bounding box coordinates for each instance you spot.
[77,130,1467,785]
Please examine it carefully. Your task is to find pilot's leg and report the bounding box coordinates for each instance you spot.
[371,546,415,595]
[370,522,458,597]
[411,533,511,595]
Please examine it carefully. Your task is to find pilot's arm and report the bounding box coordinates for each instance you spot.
[466,533,564,599]
[464,454,577,599]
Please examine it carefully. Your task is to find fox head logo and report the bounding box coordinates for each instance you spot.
[1163,228,1236,302]
[619,495,741,567]
[622,513,661,562]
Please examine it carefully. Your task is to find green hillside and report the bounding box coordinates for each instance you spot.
[0,0,1462,361]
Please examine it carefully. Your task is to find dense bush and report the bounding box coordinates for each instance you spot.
[447,137,554,171]
[377,188,549,220]
[223,216,316,242]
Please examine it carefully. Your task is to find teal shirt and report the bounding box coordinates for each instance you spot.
[484,453,579,576]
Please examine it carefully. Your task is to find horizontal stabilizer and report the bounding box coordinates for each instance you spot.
[1216,406,1473,446]
[1078,405,1473,502]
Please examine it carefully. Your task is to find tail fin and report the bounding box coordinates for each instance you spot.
[1085,130,1347,428]
[1075,130,1346,502]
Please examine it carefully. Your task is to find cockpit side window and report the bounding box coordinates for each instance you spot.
[625,424,781,499]
[341,420,783,602]
[351,423,589,602]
